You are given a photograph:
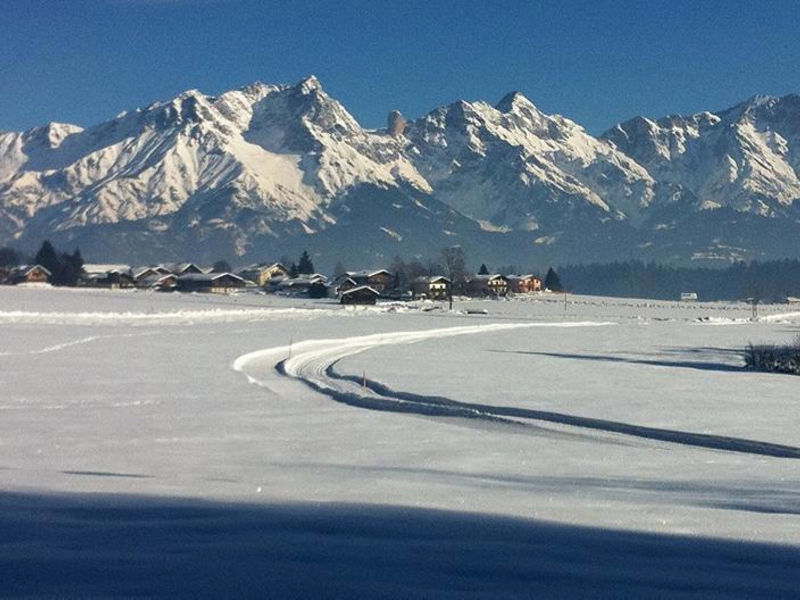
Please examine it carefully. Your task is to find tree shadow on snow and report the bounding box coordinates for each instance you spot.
[1,491,799,599]
[494,349,745,374]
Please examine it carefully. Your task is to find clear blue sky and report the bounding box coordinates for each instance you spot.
[2,0,799,134]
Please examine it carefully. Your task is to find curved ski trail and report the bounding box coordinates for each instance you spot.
[233,322,800,458]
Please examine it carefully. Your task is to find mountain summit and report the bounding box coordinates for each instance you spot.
[2,78,800,267]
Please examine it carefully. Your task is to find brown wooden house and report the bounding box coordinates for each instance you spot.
[11,264,51,284]
[345,270,394,294]
[176,272,246,293]
[340,285,380,305]
[468,274,508,297]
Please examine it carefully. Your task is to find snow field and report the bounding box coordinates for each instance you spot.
[2,286,800,596]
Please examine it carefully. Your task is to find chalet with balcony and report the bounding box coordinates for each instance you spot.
[345,269,394,294]
[239,262,289,286]
[411,275,451,300]
[468,274,508,297]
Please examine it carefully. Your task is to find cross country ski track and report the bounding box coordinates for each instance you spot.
[233,322,800,459]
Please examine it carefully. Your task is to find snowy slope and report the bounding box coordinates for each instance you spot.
[405,92,655,230]
[0,77,430,258]
[603,94,800,216]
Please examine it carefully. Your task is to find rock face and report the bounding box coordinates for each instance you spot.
[2,77,800,267]
[602,95,800,216]
[387,110,406,137]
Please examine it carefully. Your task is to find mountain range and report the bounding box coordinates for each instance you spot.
[2,76,800,270]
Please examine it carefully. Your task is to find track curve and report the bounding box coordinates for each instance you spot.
[232,321,800,458]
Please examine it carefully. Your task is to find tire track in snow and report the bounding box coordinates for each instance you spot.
[233,323,800,459]
[0,331,160,357]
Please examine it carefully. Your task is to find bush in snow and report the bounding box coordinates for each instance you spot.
[745,335,800,375]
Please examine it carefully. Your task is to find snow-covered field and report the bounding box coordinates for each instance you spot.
[2,286,800,598]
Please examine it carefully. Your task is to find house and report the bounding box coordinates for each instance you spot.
[176,272,246,293]
[331,276,359,297]
[411,275,451,300]
[345,269,394,294]
[162,262,206,276]
[468,274,508,297]
[137,273,178,292]
[10,264,51,284]
[273,273,328,295]
[238,262,289,286]
[506,274,542,294]
[133,266,171,283]
[340,285,380,305]
[81,264,135,288]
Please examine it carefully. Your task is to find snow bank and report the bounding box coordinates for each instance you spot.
[0,307,334,326]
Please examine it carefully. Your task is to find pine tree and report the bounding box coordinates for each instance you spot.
[544,267,562,292]
[34,241,60,275]
[478,263,489,275]
[297,250,314,275]
[58,249,84,286]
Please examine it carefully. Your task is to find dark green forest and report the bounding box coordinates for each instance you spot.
[559,260,800,302]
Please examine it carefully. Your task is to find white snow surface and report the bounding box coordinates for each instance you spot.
[2,286,800,597]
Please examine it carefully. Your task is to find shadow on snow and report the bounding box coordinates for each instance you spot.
[2,491,799,599]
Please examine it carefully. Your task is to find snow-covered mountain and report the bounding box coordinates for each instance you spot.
[2,77,800,267]
[603,95,800,216]
[405,92,655,231]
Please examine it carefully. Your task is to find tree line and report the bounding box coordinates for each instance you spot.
[0,241,85,286]
[559,259,800,301]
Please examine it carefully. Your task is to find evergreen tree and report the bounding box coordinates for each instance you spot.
[478,263,489,275]
[289,263,299,278]
[544,267,563,292]
[34,241,60,275]
[57,249,84,286]
[297,250,314,275]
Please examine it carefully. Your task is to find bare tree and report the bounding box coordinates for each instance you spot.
[438,246,468,294]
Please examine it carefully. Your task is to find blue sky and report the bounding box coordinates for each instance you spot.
[2,0,799,134]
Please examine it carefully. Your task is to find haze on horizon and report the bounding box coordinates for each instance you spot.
[2,0,800,135]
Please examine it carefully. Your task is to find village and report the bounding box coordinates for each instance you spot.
[0,257,549,305]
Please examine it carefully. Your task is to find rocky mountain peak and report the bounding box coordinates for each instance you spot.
[495,91,537,114]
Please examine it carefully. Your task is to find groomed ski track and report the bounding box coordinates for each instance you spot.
[233,322,800,459]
